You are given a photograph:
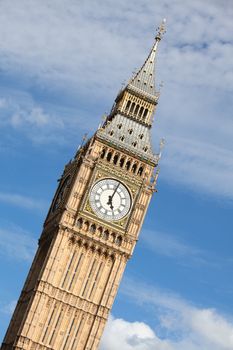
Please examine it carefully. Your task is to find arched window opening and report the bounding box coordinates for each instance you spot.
[128,129,133,135]
[109,130,114,136]
[119,158,125,168]
[125,100,131,111]
[143,146,148,152]
[139,134,144,140]
[130,102,135,114]
[77,218,83,229]
[113,154,119,165]
[132,141,137,147]
[143,109,148,119]
[97,227,103,236]
[138,166,144,176]
[115,236,122,246]
[126,160,131,170]
[135,104,140,115]
[103,230,109,240]
[117,123,122,129]
[83,221,89,231]
[100,149,106,159]
[119,136,125,142]
[132,163,137,173]
[90,224,96,233]
[139,106,144,118]
[107,152,112,162]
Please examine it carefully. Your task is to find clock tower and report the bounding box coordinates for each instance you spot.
[1,21,165,350]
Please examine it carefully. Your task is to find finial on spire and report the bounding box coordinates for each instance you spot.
[156,18,166,41]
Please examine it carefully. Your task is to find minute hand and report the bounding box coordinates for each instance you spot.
[111,183,120,201]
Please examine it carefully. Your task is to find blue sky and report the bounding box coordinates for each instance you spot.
[0,1,233,349]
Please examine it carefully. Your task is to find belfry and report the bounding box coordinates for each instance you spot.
[1,20,166,350]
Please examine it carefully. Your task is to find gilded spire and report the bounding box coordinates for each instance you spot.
[127,19,166,99]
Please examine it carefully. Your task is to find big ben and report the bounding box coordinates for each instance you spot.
[1,20,166,350]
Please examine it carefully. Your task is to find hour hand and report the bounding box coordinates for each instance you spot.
[107,195,114,210]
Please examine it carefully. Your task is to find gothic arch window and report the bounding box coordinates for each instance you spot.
[90,224,96,234]
[100,148,106,159]
[138,166,144,176]
[119,136,125,142]
[143,108,148,119]
[143,146,148,152]
[97,227,103,236]
[126,100,131,111]
[109,130,114,136]
[126,160,131,170]
[132,141,137,147]
[139,134,144,140]
[128,129,133,135]
[77,218,83,229]
[103,230,109,240]
[139,106,144,118]
[83,221,89,231]
[117,123,122,129]
[130,102,135,114]
[115,236,122,246]
[119,157,125,168]
[135,104,140,115]
[111,233,116,243]
[107,151,112,162]
[132,163,137,173]
[113,154,119,165]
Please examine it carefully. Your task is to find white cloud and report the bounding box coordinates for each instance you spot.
[0,95,66,144]
[159,135,233,200]
[100,280,233,350]
[0,224,37,261]
[0,0,232,199]
[100,315,172,350]
[0,0,232,94]
[0,92,93,144]
[0,192,47,211]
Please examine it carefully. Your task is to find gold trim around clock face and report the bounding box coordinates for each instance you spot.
[82,168,139,228]
[89,178,132,222]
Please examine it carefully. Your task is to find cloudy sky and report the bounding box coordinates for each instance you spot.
[0,0,233,349]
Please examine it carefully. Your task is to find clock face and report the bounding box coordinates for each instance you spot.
[52,175,71,212]
[89,178,132,221]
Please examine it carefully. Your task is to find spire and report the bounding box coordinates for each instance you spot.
[107,20,166,127]
[127,19,166,99]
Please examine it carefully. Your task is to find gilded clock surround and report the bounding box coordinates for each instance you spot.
[1,21,165,350]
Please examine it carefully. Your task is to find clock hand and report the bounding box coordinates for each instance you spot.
[111,182,120,200]
[107,196,114,210]
[106,183,120,210]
